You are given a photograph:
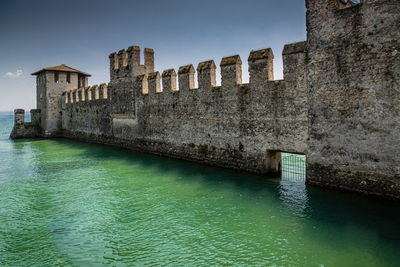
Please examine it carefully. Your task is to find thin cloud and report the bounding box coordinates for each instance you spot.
[5,69,23,78]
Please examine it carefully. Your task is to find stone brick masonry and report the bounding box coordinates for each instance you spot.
[10,0,400,200]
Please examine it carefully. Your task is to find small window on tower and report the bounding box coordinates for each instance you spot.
[337,0,361,9]
[79,77,85,88]
[66,73,70,83]
[54,71,59,83]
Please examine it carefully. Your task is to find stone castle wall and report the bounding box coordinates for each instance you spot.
[61,43,309,174]
[306,0,400,199]
[11,0,400,199]
[9,109,41,139]
[62,84,111,137]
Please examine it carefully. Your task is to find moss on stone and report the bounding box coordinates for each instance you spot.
[304,50,311,64]
[136,75,146,82]
[148,72,159,80]
[127,46,140,52]
[197,60,216,72]
[358,43,369,50]
[198,144,208,154]
[283,41,307,55]
[162,69,176,77]
[239,142,244,152]
[24,122,35,128]
[178,65,194,74]
[240,84,250,94]
[248,48,273,62]
[144,48,154,54]
[220,55,241,66]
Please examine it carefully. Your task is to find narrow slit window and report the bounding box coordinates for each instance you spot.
[66,73,70,83]
[54,71,59,83]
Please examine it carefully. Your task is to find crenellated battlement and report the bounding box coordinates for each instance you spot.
[11,0,400,200]
[220,55,242,87]
[197,60,217,88]
[248,48,274,82]
[162,69,177,92]
[133,43,306,97]
[10,0,400,200]
[64,83,109,105]
[148,72,161,94]
[15,41,307,142]
[178,64,195,91]
[109,46,154,81]
[10,109,41,139]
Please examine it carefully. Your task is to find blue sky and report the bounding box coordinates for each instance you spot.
[0,0,306,111]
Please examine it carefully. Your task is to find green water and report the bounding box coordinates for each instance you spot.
[1,112,400,266]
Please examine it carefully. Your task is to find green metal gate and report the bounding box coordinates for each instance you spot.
[281,153,306,182]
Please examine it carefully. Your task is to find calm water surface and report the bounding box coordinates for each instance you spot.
[1,111,400,266]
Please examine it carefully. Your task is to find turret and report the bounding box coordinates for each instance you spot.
[109,46,155,81]
[31,64,91,137]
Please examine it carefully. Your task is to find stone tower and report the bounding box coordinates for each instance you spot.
[31,64,90,137]
[305,0,400,197]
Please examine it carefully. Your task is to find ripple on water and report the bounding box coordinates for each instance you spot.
[0,113,400,266]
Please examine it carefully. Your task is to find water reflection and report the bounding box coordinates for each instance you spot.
[2,111,400,266]
[279,179,309,217]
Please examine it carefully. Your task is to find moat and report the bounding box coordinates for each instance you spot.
[1,111,400,265]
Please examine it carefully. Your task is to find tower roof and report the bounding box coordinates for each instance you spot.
[31,64,91,76]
